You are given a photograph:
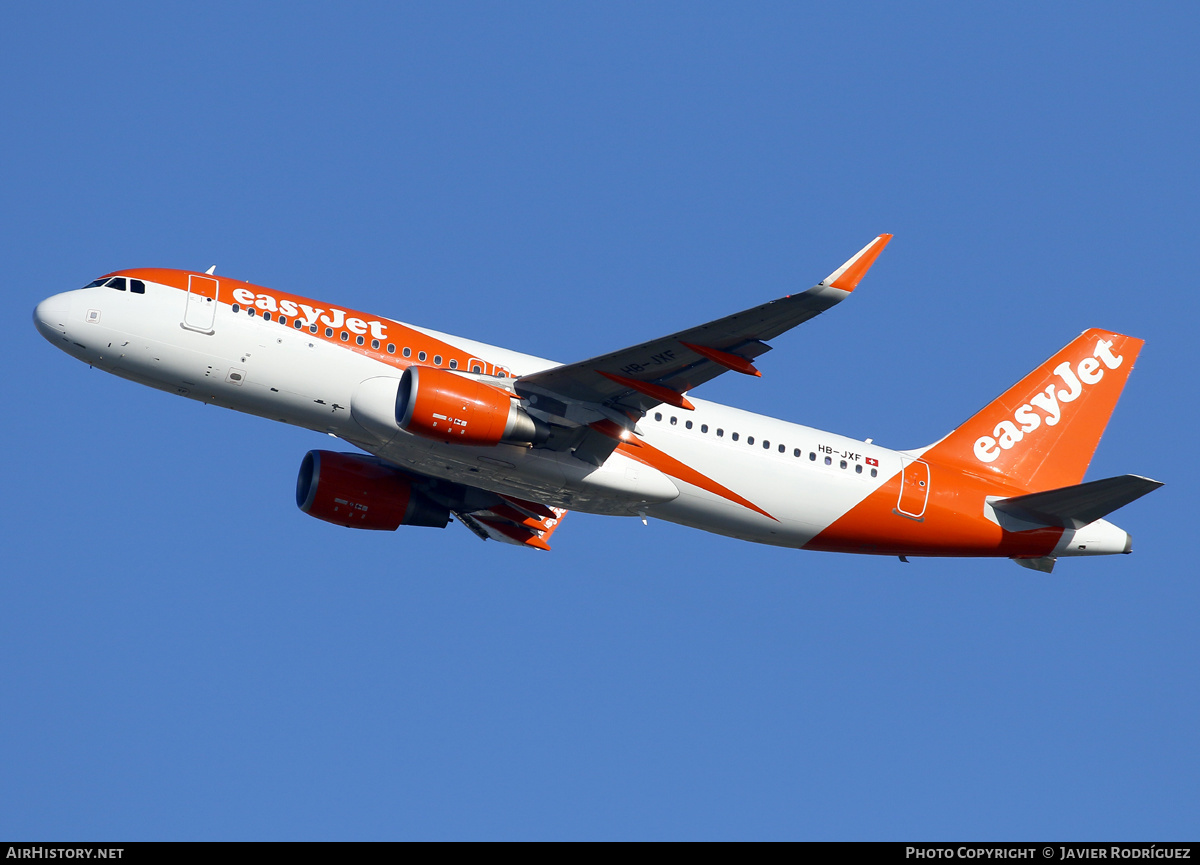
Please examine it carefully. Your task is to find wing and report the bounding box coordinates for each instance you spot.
[515,235,891,422]
[390,467,569,551]
[454,494,568,551]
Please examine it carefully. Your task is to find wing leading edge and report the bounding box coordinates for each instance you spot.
[515,234,891,419]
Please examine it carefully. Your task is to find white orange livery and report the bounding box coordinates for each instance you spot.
[33,236,1160,570]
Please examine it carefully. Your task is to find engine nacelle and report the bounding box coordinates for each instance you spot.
[396,366,549,447]
[296,450,449,530]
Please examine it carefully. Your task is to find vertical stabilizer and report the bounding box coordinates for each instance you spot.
[923,329,1143,492]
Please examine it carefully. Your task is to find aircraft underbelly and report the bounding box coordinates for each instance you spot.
[364,435,679,516]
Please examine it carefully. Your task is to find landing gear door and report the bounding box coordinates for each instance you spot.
[895,457,930,520]
[183,274,219,334]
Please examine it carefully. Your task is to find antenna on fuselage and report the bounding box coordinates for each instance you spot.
[205,265,216,275]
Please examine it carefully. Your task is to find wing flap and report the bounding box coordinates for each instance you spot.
[378,462,571,551]
[455,502,568,551]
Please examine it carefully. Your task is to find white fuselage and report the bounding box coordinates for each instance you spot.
[34,274,1132,559]
[34,278,902,547]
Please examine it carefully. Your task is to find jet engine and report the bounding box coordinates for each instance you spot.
[396,366,549,446]
[296,450,449,530]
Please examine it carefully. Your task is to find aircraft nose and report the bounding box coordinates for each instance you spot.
[33,292,72,341]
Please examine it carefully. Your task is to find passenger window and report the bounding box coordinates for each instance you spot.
[840,460,847,469]
[449,359,458,369]
[654,412,662,421]
[701,424,708,433]
[470,363,481,372]
[403,347,412,358]
[434,355,442,365]
[418,351,427,361]
[130,279,145,294]
[856,464,863,474]
[310,324,318,333]
[732,433,739,441]
[747,436,754,445]
[825,456,832,465]
[778,444,785,453]
[263,312,272,322]
[372,339,380,349]
[107,277,127,291]
[871,468,878,477]
[762,440,769,449]
[793,448,800,457]
[324,326,331,336]
[295,320,303,329]
[249,309,257,317]
[356,335,365,345]
[340,332,349,341]
[685,420,692,429]
[387,344,395,354]
[231,304,240,313]
[279,315,287,325]
[670,416,677,425]
[810,452,816,461]
[717,429,724,437]
[498,371,507,378]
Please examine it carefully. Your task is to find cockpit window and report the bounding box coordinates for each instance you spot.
[130,279,145,294]
[83,278,108,288]
[106,277,127,291]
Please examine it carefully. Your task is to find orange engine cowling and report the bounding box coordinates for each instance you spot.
[396,366,549,446]
[296,450,449,530]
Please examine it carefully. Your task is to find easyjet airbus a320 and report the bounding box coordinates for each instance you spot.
[34,236,1161,571]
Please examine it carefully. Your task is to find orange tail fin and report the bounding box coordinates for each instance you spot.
[923,329,1143,492]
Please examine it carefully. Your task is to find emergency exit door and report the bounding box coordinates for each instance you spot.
[895,458,930,520]
[183,274,219,333]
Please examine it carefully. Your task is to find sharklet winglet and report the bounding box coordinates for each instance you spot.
[823,234,892,292]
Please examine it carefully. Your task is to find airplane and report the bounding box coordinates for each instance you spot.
[32,235,1161,571]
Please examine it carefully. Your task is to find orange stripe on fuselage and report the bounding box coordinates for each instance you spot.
[805,466,1064,557]
[108,267,513,379]
[617,440,777,522]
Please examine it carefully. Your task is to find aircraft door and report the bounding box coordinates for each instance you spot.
[183,275,219,333]
[895,457,930,520]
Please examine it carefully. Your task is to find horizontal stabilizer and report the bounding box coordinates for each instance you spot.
[993,474,1162,530]
[1012,555,1056,573]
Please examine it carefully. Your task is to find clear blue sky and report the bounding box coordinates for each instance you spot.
[2,2,1196,840]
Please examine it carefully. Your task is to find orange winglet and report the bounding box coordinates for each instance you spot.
[679,342,762,377]
[827,234,892,291]
[597,371,695,410]
[588,418,641,445]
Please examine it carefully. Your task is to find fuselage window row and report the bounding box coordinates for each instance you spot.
[227,304,409,358]
[226,304,482,369]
